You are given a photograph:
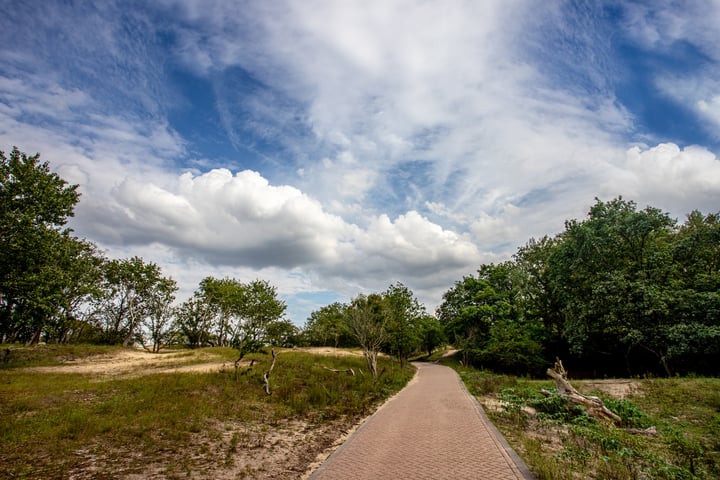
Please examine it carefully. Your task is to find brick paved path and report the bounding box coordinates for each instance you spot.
[310,362,535,479]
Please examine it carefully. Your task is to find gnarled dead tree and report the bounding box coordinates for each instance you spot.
[541,359,622,423]
[263,348,278,395]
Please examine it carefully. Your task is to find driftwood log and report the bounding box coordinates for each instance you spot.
[541,359,622,423]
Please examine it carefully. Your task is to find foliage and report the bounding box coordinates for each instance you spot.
[0,147,86,344]
[91,256,178,347]
[302,302,354,348]
[193,277,287,353]
[439,197,720,376]
[381,282,425,366]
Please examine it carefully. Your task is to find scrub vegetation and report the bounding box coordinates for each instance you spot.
[446,355,720,480]
[0,345,413,479]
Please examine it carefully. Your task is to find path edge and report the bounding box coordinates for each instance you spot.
[453,368,537,480]
[305,365,420,479]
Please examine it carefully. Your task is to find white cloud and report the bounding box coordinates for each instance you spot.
[4,0,720,322]
[600,143,720,217]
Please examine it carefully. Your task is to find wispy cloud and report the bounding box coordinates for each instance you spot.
[2,0,720,320]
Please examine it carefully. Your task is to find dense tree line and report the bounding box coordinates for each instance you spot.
[0,147,287,350]
[438,198,720,376]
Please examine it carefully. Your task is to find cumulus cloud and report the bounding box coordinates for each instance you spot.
[3,0,720,321]
[601,143,720,217]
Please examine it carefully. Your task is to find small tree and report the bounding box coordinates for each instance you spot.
[265,319,298,347]
[93,257,174,346]
[382,282,424,366]
[174,295,217,348]
[142,276,178,352]
[418,315,445,357]
[304,302,352,347]
[346,294,386,377]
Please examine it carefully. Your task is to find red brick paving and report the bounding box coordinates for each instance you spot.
[310,362,535,479]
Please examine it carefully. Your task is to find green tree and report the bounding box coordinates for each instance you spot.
[303,302,352,347]
[548,197,676,374]
[141,275,178,352]
[174,294,217,348]
[198,277,286,353]
[382,282,425,366]
[93,257,175,346]
[514,236,565,355]
[417,314,445,356]
[664,210,720,372]
[265,319,299,347]
[0,147,82,343]
[44,237,105,343]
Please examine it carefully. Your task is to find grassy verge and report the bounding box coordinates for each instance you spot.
[444,357,720,479]
[0,345,414,479]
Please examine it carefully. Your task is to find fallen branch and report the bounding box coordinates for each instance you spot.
[624,426,657,437]
[263,349,278,395]
[545,359,622,423]
[322,366,355,376]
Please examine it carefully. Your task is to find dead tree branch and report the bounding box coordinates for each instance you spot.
[234,353,255,381]
[544,358,622,423]
[263,349,278,395]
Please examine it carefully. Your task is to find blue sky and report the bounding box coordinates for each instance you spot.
[2,0,720,324]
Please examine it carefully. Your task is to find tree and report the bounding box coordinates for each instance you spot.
[93,257,175,346]
[303,302,352,347]
[514,236,565,356]
[197,277,286,354]
[142,275,178,352]
[174,294,217,348]
[382,282,424,366]
[43,237,104,343]
[417,314,445,357]
[265,319,298,347]
[0,146,82,343]
[198,277,243,347]
[346,294,387,377]
[548,197,676,374]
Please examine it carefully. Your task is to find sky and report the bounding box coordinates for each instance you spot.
[2,0,720,325]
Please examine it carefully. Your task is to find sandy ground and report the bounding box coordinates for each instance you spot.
[23,348,232,376]
[22,347,367,378]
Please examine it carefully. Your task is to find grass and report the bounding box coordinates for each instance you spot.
[443,356,720,480]
[0,345,414,479]
[0,343,124,368]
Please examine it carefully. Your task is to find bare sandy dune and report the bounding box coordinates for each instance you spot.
[21,346,367,378]
[22,348,231,377]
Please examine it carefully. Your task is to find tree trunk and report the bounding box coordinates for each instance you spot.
[364,349,379,377]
